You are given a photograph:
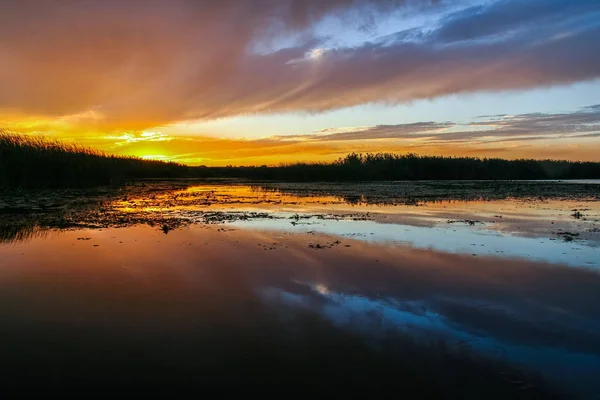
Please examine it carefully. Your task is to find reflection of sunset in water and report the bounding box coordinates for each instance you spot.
[1,224,599,396]
[107,184,600,261]
[112,182,600,217]
[113,184,342,213]
[1,180,600,396]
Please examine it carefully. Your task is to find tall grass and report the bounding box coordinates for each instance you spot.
[3,131,600,189]
[0,131,187,189]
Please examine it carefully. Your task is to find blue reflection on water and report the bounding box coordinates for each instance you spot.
[233,217,600,268]
[260,281,600,397]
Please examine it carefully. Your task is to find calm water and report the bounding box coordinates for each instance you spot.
[1,181,599,395]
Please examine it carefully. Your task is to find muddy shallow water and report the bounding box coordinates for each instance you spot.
[1,180,599,395]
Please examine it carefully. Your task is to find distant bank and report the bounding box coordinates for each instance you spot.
[2,132,600,189]
[192,153,600,183]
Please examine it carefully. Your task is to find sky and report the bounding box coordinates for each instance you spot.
[1,0,599,165]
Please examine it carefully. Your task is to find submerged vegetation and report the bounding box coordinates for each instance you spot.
[2,132,600,189]
[0,132,186,189]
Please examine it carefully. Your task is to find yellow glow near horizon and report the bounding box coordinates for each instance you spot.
[139,154,173,161]
[3,109,600,166]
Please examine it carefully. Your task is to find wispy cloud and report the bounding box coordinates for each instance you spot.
[431,0,600,43]
[294,104,600,143]
[280,122,454,141]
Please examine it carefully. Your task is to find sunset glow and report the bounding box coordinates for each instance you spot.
[1,0,599,165]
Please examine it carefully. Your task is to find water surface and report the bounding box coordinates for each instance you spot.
[1,180,599,395]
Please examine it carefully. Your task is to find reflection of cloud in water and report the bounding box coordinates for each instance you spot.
[247,243,600,356]
[231,217,600,268]
[261,286,454,338]
[1,225,600,395]
[255,242,600,396]
[259,279,600,395]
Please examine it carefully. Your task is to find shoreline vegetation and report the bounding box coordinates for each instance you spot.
[2,132,600,189]
[0,132,183,189]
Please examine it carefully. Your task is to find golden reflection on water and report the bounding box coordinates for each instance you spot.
[112,184,343,213]
[112,183,600,218]
[108,184,600,245]
[2,182,599,249]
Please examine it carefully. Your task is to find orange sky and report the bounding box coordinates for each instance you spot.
[3,105,600,166]
[1,0,599,165]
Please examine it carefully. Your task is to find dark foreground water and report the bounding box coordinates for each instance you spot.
[1,181,599,396]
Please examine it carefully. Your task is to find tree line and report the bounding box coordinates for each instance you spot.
[3,132,600,189]
[191,153,600,181]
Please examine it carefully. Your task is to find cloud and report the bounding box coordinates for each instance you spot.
[104,131,174,147]
[300,104,600,143]
[0,0,599,129]
[281,122,454,141]
[432,0,600,43]
[94,104,600,165]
